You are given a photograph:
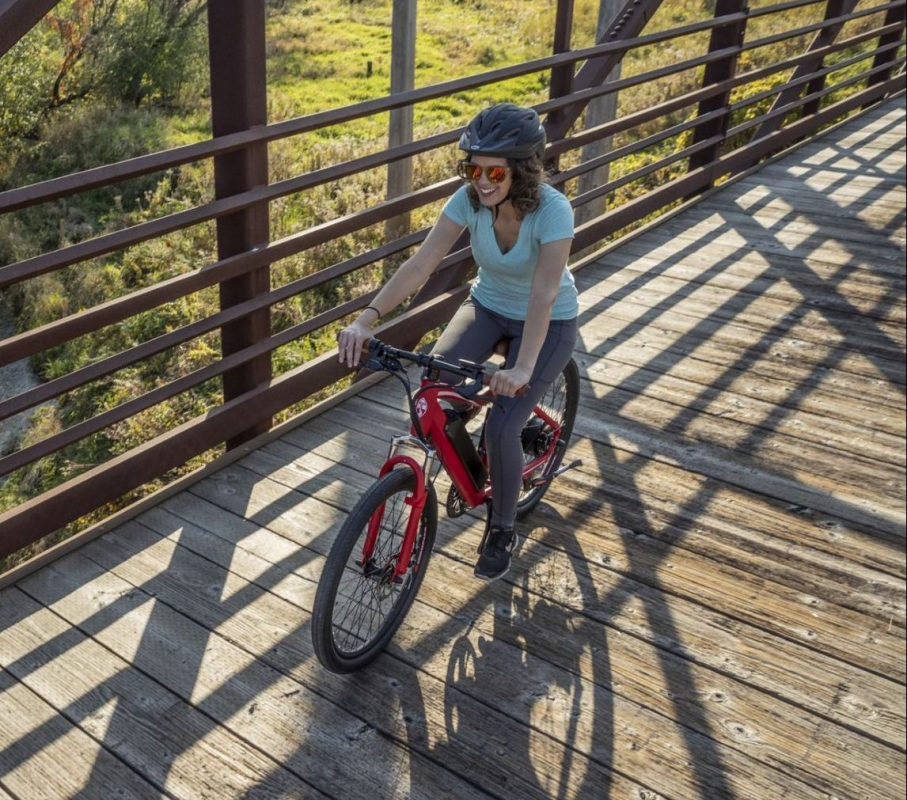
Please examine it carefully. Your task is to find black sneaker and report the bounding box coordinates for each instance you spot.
[474,526,517,580]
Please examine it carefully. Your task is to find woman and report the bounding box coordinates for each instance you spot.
[338,103,578,580]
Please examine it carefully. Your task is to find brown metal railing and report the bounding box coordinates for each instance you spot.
[0,0,904,564]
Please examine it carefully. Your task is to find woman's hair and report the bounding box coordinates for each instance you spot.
[465,153,546,218]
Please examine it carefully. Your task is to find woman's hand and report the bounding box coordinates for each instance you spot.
[489,365,532,398]
[337,317,375,368]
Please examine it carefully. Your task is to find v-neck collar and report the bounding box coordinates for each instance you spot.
[490,206,524,255]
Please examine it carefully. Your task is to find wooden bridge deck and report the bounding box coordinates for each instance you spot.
[1,100,904,800]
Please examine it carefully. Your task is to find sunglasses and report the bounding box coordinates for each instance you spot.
[457,160,510,184]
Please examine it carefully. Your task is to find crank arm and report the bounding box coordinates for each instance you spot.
[529,458,583,488]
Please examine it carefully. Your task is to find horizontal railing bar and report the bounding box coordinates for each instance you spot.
[556,111,727,185]
[0,46,744,291]
[747,0,830,18]
[571,135,726,209]
[0,230,428,422]
[0,128,457,290]
[0,178,457,367]
[571,76,901,249]
[729,37,906,114]
[728,54,907,138]
[0,11,751,215]
[539,44,741,118]
[742,0,905,53]
[0,288,470,558]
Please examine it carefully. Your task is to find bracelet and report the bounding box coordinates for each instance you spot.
[364,305,381,319]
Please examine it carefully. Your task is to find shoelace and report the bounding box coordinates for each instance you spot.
[485,528,514,556]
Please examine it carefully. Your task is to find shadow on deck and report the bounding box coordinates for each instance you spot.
[1,100,904,800]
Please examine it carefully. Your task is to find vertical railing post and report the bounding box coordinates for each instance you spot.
[866,3,907,95]
[545,0,576,174]
[207,0,272,447]
[687,0,749,182]
[802,0,850,117]
[386,0,417,242]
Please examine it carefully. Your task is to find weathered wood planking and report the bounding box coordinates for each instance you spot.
[0,667,165,799]
[0,101,903,800]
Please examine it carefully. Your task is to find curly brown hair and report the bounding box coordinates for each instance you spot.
[465,153,546,219]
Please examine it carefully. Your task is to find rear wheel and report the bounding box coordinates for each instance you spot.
[312,468,437,673]
[514,357,580,520]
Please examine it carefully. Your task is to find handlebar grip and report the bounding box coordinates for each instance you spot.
[481,372,530,398]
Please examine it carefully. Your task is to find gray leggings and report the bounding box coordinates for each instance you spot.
[431,297,578,528]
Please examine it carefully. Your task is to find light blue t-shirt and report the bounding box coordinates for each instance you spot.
[442,183,579,321]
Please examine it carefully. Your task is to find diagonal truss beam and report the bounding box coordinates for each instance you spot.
[0,0,58,57]
[753,0,860,140]
[543,0,665,143]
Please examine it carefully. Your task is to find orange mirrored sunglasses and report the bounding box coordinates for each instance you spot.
[457,160,510,184]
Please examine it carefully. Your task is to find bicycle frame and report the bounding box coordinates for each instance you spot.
[356,339,570,580]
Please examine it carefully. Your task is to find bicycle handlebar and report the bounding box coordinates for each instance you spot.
[365,338,529,397]
[366,338,484,381]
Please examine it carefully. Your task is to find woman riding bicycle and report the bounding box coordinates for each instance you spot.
[338,102,579,580]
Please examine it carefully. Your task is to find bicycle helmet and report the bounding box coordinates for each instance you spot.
[459,103,546,161]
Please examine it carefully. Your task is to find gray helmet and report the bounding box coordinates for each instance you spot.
[458,103,546,160]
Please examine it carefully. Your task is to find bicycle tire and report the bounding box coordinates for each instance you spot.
[514,357,580,520]
[312,467,438,673]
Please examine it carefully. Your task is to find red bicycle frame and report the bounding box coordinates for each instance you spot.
[358,376,566,579]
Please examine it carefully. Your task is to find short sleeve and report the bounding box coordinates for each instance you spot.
[537,188,575,245]
[442,184,471,227]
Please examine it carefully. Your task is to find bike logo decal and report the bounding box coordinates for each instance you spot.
[416,398,428,417]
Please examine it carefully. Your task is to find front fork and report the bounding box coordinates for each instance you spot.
[361,440,436,580]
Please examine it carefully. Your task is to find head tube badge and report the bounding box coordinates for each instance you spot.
[415,397,429,417]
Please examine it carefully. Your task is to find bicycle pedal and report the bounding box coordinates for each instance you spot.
[530,458,583,487]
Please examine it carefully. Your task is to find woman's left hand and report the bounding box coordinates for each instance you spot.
[489,366,532,398]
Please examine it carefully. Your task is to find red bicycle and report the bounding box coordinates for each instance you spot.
[312,338,581,673]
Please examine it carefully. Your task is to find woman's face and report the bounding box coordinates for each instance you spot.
[469,155,512,207]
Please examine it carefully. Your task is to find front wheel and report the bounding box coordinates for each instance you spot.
[515,357,580,520]
[312,468,438,673]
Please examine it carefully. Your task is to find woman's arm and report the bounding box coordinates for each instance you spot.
[338,213,464,367]
[489,237,572,397]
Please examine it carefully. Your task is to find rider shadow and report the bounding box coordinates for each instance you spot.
[375,501,621,800]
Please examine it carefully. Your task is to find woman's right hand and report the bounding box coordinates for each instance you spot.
[337,317,375,368]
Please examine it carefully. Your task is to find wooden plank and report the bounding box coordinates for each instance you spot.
[616,211,906,276]
[171,451,906,796]
[315,398,906,579]
[198,434,906,749]
[607,208,906,271]
[19,542,491,800]
[0,667,165,800]
[273,413,906,666]
[575,285,907,388]
[574,295,907,411]
[670,204,906,250]
[574,271,907,361]
[68,521,634,800]
[580,354,904,468]
[604,244,906,323]
[575,319,905,438]
[0,586,327,800]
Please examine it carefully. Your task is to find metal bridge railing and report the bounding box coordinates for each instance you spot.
[0,0,904,566]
